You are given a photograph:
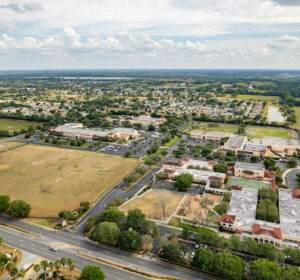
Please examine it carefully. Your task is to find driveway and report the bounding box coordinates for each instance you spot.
[283,168,300,189]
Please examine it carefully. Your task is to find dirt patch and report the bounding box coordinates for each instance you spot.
[120,190,184,221]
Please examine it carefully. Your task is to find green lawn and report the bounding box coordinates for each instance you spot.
[293,107,300,131]
[0,119,39,133]
[230,177,271,190]
[164,135,180,148]
[222,94,280,101]
[186,122,293,139]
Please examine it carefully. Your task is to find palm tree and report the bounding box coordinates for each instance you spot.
[33,264,40,276]
[54,259,61,279]
[60,257,66,268]
[40,260,48,273]
[67,258,75,276]
[48,261,54,280]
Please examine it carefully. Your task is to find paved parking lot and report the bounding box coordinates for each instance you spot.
[99,131,162,158]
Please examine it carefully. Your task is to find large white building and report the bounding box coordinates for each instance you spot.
[52,123,139,140]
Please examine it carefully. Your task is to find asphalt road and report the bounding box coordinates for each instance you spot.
[0,216,216,280]
[0,225,146,280]
[285,168,300,189]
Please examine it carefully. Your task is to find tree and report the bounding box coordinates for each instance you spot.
[9,200,31,218]
[79,265,105,280]
[148,124,155,131]
[287,159,297,169]
[80,201,90,212]
[213,163,228,174]
[226,150,235,157]
[100,207,125,223]
[251,155,260,163]
[58,210,73,220]
[54,260,61,274]
[210,180,222,189]
[282,266,300,280]
[67,258,75,276]
[126,209,145,229]
[199,197,213,222]
[192,248,214,271]
[91,222,120,244]
[118,230,141,251]
[33,264,40,274]
[124,151,131,158]
[156,191,171,220]
[264,156,276,170]
[174,173,193,191]
[250,258,282,280]
[0,195,10,213]
[213,253,245,280]
[159,243,188,264]
[201,146,212,157]
[40,260,48,273]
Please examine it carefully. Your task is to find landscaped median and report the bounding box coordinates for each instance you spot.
[77,250,184,280]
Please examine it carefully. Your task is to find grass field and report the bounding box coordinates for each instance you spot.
[0,119,39,133]
[222,94,280,101]
[0,143,140,217]
[230,177,271,190]
[120,190,184,221]
[186,122,293,139]
[293,107,300,131]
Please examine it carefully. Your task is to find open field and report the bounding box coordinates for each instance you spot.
[230,177,271,190]
[222,94,280,101]
[186,122,293,139]
[0,143,140,217]
[120,190,184,221]
[175,193,222,221]
[0,142,25,152]
[293,107,300,131]
[0,119,39,133]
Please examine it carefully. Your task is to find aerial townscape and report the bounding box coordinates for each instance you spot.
[1,1,300,280]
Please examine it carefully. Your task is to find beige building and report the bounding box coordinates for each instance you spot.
[234,162,265,180]
[221,188,300,248]
[252,137,300,156]
[190,130,234,141]
[52,123,139,141]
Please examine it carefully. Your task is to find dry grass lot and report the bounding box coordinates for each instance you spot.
[176,193,222,220]
[0,143,139,217]
[120,190,184,221]
[0,142,25,152]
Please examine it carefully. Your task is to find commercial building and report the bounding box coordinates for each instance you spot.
[51,123,139,140]
[234,162,265,180]
[221,135,247,154]
[190,131,234,141]
[221,188,300,248]
[252,137,300,156]
[124,114,166,127]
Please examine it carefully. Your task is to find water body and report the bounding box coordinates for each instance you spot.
[268,106,285,123]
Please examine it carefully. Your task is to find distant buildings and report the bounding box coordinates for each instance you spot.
[51,123,139,140]
[121,114,166,127]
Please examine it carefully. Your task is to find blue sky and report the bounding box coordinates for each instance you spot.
[0,0,300,69]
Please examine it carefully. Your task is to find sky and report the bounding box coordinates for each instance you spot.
[0,0,300,70]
